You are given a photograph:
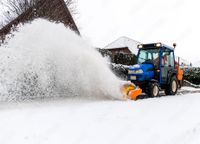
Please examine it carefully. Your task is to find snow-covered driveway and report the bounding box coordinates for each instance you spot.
[1,89,200,144]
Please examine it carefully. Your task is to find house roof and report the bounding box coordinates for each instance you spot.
[0,0,79,42]
[107,47,132,53]
[104,36,140,55]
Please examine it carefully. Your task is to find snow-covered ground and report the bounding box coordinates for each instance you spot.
[180,86,200,92]
[1,88,200,144]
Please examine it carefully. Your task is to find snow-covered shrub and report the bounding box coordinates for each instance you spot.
[97,49,137,65]
[114,53,137,65]
[96,48,112,58]
[183,67,200,85]
[109,63,128,80]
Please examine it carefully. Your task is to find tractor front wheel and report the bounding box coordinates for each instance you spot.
[165,76,178,95]
[146,82,159,97]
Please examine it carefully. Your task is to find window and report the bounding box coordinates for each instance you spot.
[138,48,159,64]
[162,50,174,67]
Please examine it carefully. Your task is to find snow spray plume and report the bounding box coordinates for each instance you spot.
[0,19,125,101]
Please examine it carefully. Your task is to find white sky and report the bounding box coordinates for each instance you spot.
[76,0,200,64]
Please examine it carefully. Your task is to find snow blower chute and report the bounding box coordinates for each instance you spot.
[120,83,142,100]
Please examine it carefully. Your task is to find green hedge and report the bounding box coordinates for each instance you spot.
[183,67,200,85]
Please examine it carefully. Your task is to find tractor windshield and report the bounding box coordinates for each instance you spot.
[137,48,160,66]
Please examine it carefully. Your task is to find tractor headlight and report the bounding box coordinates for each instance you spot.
[128,69,143,74]
[156,43,161,47]
[135,69,143,74]
[138,44,143,49]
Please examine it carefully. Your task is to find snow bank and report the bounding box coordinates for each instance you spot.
[0,19,125,101]
[1,91,200,144]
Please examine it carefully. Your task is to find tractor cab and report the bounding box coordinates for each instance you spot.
[128,43,182,97]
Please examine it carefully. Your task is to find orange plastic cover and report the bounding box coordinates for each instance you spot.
[120,83,142,100]
[127,88,142,100]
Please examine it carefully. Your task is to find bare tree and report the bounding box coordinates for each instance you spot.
[65,0,77,15]
[2,0,37,23]
[1,0,77,26]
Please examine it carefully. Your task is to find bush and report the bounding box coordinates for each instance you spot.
[114,53,137,65]
[109,63,128,80]
[97,49,137,65]
[183,67,200,85]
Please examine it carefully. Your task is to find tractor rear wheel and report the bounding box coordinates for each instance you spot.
[165,76,178,95]
[146,82,159,97]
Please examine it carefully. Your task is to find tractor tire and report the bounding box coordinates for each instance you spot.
[146,82,160,97]
[165,76,178,95]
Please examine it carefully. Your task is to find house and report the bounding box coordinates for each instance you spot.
[104,36,140,56]
[102,36,140,65]
[0,0,79,43]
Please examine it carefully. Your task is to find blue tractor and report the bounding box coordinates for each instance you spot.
[128,43,183,97]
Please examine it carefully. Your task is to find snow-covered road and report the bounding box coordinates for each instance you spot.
[1,87,200,144]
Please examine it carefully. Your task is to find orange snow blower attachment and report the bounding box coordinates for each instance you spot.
[120,83,142,100]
